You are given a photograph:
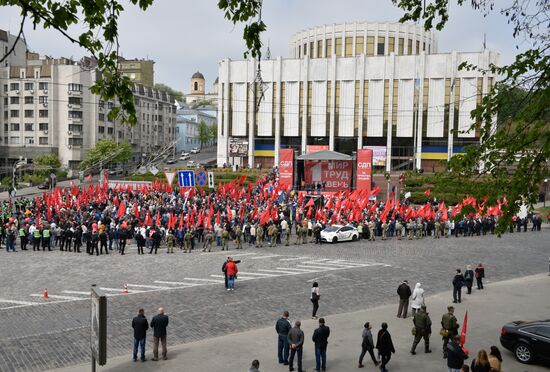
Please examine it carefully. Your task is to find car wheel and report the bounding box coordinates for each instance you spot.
[352,234,358,241]
[514,342,533,363]
[332,236,338,243]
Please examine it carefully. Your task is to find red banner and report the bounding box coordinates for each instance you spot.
[306,145,329,154]
[304,160,352,191]
[356,149,373,192]
[279,149,294,187]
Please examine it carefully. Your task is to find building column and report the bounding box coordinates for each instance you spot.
[217,59,231,167]
[447,51,457,160]
[274,57,282,166]
[386,53,395,172]
[357,53,366,150]
[301,57,309,154]
[248,59,256,167]
[329,54,336,150]
[415,52,426,170]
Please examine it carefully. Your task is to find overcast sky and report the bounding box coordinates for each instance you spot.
[0,0,528,94]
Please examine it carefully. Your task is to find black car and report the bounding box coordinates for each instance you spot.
[500,320,550,364]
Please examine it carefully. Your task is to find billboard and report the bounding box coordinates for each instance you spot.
[306,145,329,154]
[279,149,294,187]
[364,146,387,167]
[356,149,373,192]
[229,142,248,156]
[304,160,352,191]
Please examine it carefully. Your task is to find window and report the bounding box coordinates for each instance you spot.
[303,43,307,56]
[98,126,105,133]
[10,96,19,104]
[325,39,332,57]
[535,327,550,339]
[345,37,353,57]
[68,138,83,146]
[68,97,82,105]
[10,83,19,91]
[107,102,114,109]
[39,96,48,104]
[98,100,104,109]
[39,82,48,90]
[398,38,404,55]
[25,137,34,145]
[10,136,20,144]
[377,40,385,55]
[98,113,105,121]
[39,137,48,145]
[388,37,395,54]
[355,36,364,55]
[24,123,34,131]
[68,124,83,132]
[3,84,7,92]
[39,123,48,131]
[335,37,342,56]
[130,72,136,79]
[367,36,374,55]
[10,123,20,131]
[10,110,19,118]
[194,81,198,91]
[408,39,413,54]
[317,40,323,58]
[68,83,82,91]
[3,97,6,105]
[107,127,114,135]
[24,110,34,118]
[24,82,34,90]
[68,110,83,119]
[39,110,48,118]
[24,96,33,104]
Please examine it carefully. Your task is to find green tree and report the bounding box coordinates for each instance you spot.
[209,123,218,144]
[198,121,211,149]
[154,83,183,101]
[32,154,62,178]
[79,139,132,171]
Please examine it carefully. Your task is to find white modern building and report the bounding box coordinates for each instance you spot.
[0,32,177,173]
[217,22,499,171]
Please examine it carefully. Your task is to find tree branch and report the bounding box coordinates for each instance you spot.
[0,14,27,64]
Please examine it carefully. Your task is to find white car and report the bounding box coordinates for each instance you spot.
[179,154,190,161]
[190,147,200,154]
[186,160,197,168]
[320,224,359,243]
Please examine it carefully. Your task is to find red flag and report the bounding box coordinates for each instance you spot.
[216,211,221,225]
[134,204,139,218]
[305,198,315,208]
[85,174,92,182]
[424,188,431,196]
[325,197,333,210]
[297,192,304,205]
[460,311,468,346]
[117,201,126,218]
[145,212,152,226]
[179,213,184,229]
[370,186,380,196]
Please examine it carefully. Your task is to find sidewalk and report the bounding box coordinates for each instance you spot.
[52,273,550,372]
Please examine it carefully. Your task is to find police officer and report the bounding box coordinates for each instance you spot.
[19,224,28,250]
[221,227,229,251]
[234,226,243,249]
[410,305,432,355]
[441,306,459,358]
[203,229,214,252]
[42,225,51,251]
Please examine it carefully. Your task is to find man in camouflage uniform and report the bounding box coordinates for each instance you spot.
[368,220,376,241]
[256,225,264,247]
[410,305,432,354]
[234,225,243,249]
[407,220,415,240]
[295,224,302,245]
[441,306,459,358]
[442,221,449,238]
[381,220,388,240]
[434,220,441,239]
[184,229,193,253]
[203,229,214,252]
[395,220,403,240]
[284,224,290,246]
[221,227,230,251]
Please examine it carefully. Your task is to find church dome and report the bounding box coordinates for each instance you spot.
[192,71,204,80]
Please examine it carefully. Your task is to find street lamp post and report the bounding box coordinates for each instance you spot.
[544,179,548,207]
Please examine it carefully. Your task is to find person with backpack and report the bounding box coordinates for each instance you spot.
[464,265,475,294]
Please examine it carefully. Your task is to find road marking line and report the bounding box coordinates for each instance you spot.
[30,294,86,301]
[300,261,370,268]
[62,290,91,296]
[207,251,257,257]
[257,269,309,275]
[250,255,281,260]
[184,277,224,283]
[296,264,343,271]
[154,280,198,287]
[210,274,253,281]
[126,284,171,289]
[235,271,277,277]
[99,287,144,293]
[279,256,311,261]
[275,267,318,273]
[0,298,40,306]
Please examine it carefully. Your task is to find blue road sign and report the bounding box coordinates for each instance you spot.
[196,171,207,187]
[178,170,195,187]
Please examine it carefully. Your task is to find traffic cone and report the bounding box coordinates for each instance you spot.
[123,284,129,295]
[42,288,49,299]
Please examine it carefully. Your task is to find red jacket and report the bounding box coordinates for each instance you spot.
[226,261,238,276]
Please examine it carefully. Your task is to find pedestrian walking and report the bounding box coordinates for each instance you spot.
[464,265,474,294]
[446,335,468,372]
[358,322,379,368]
[225,257,238,291]
[312,317,330,372]
[410,305,432,354]
[411,283,425,316]
[375,322,395,372]
[441,306,459,358]
[475,263,485,289]
[453,269,465,303]
[248,359,260,372]
[150,307,169,361]
[311,282,320,319]
[470,349,491,372]
[396,280,412,318]
[288,320,305,372]
[131,308,149,362]
[488,346,502,372]
[276,311,292,365]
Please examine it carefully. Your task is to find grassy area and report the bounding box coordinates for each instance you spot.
[536,206,550,222]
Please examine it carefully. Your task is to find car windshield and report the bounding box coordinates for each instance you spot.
[323,226,339,232]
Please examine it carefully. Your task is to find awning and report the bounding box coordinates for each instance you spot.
[296,150,352,161]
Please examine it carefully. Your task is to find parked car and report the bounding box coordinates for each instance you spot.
[320,224,359,243]
[165,158,177,164]
[179,154,190,161]
[108,167,123,175]
[186,160,197,168]
[37,181,50,190]
[500,319,550,364]
[181,151,190,157]
[190,147,200,154]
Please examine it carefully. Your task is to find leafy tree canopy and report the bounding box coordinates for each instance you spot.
[32,154,62,178]
[154,83,183,102]
[79,139,132,171]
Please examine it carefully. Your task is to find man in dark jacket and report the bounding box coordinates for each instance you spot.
[150,307,169,361]
[452,269,465,303]
[131,308,149,362]
[376,322,395,372]
[312,318,330,372]
[287,320,305,372]
[396,280,412,318]
[276,311,292,365]
[410,305,432,354]
[446,335,468,371]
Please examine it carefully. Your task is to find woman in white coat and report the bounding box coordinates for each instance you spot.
[411,283,425,316]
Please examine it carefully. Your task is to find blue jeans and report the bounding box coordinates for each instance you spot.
[289,348,302,371]
[228,275,235,289]
[133,337,146,360]
[6,238,16,252]
[278,334,289,363]
[315,346,327,371]
[448,368,460,372]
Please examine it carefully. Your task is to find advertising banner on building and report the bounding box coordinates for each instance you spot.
[304,160,352,191]
[356,149,373,192]
[279,149,294,187]
[306,145,329,154]
[364,146,387,167]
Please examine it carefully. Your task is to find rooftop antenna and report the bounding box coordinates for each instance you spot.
[265,39,271,60]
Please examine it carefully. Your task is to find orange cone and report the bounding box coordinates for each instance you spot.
[42,288,49,299]
[123,284,129,295]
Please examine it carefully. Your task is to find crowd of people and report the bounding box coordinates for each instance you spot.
[0,169,545,254]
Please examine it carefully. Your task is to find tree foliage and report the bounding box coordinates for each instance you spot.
[154,83,183,102]
[32,154,62,178]
[197,121,210,149]
[79,139,132,170]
